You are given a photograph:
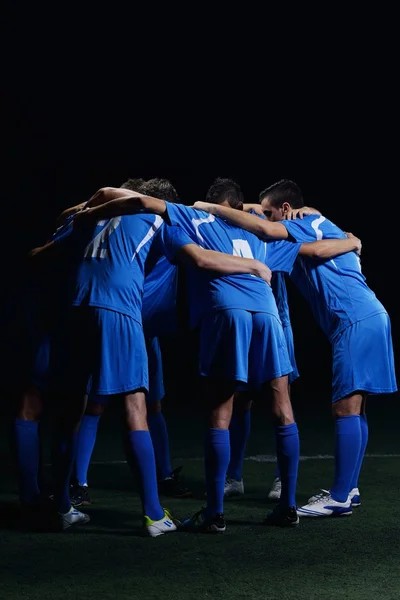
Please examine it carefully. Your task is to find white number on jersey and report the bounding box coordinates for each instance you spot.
[232,239,254,259]
[84,217,122,258]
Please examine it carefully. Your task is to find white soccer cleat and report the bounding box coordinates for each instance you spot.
[298,492,352,517]
[224,477,244,497]
[144,509,178,537]
[267,477,282,501]
[59,506,90,530]
[349,487,361,507]
[308,487,361,507]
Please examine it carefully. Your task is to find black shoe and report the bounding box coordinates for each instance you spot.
[158,466,193,499]
[179,509,226,533]
[262,505,299,528]
[70,484,91,507]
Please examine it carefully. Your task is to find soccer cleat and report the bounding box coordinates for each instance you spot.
[308,488,361,507]
[262,504,299,527]
[179,508,226,533]
[144,508,179,537]
[298,492,352,517]
[70,484,91,507]
[59,506,90,530]
[224,476,244,498]
[267,477,282,501]
[349,487,361,507]
[158,466,193,499]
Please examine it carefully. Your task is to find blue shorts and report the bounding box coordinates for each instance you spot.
[146,337,165,405]
[332,312,398,402]
[200,309,292,388]
[283,324,299,385]
[55,307,148,396]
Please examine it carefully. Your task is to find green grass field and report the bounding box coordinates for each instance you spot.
[1,395,399,600]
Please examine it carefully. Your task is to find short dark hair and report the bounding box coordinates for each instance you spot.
[120,178,146,191]
[205,177,244,209]
[259,179,304,209]
[139,178,179,204]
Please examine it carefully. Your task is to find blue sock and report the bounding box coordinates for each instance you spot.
[204,428,230,518]
[275,462,281,479]
[330,416,362,502]
[350,414,368,490]
[75,415,101,486]
[53,431,79,514]
[148,412,172,480]
[227,409,251,481]
[275,423,299,508]
[125,430,164,521]
[13,419,41,505]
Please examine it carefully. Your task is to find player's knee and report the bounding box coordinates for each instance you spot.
[18,385,44,421]
[270,396,294,425]
[332,393,364,417]
[86,402,106,416]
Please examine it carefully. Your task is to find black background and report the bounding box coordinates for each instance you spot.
[2,15,398,404]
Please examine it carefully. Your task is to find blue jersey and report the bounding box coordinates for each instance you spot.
[271,271,291,328]
[142,232,178,337]
[283,215,387,340]
[71,214,164,323]
[248,209,292,328]
[164,202,301,327]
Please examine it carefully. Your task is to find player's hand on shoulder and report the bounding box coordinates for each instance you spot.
[254,261,272,286]
[192,201,215,213]
[243,203,263,215]
[285,206,321,220]
[345,231,362,256]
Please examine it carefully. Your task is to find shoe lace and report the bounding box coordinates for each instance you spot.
[308,490,331,505]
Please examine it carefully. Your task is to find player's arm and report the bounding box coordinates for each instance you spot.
[55,202,87,227]
[243,203,264,215]
[73,194,168,228]
[176,244,272,284]
[298,233,362,259]
[27,240,63,265]
[192,201,289,240]
[86,186,140,208]
[285,206,321,220]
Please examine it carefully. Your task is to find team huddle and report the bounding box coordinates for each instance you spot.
[12,177,397,535]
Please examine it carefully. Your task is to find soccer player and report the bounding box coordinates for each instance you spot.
[76,178,361,530]
[226,270,300,501]
[70,179,191,506]
[193,179,397,517]
[32,185,272,534]
[12,179,148,516]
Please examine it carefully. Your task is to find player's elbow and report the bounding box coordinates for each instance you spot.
[191,249,210,270]
[311,246,328,259]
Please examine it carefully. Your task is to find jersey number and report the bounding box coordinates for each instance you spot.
[232,239,254,259]
[84,217,122,258]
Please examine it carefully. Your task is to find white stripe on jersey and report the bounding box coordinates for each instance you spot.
[131,215,163,261]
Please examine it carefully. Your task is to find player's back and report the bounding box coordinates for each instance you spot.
[284,215,386,340]
[71,214,164,323]
[165,202,283,326]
